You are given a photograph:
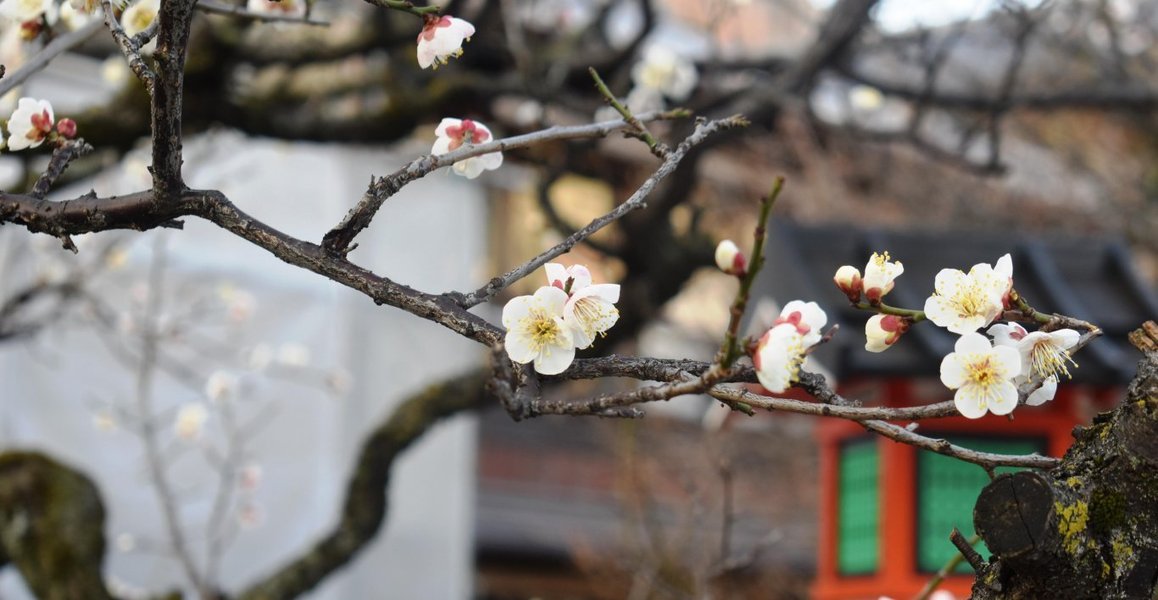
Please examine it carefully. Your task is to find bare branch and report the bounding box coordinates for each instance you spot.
[0,20,103,99]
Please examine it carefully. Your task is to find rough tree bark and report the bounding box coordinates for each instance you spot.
[971,321,1158,599]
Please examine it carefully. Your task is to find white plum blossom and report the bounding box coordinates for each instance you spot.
[205,371,238,402]
[753,324,805,393]
[987,322,1079,406]
[714,240,747,276]
[503,285,575,375]
[246,0,306,17]
[239,463,263,491]
[752,301,828,393]
[923,256,1011,335]
[174,403,209,441]
[864,314,909,353]
[416,15,474,69]
[631,45,697,101]
[862,251,903,303]
[0,0,54,27]
[772,300,827,347]
[833,264,862,302]
[431,118,503,179]
[543,263,620,348]
[6,97,53,151]
[939,332,1022,418]
[121,0,159,53]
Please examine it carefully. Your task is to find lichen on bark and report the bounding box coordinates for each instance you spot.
[971,321,1158,599]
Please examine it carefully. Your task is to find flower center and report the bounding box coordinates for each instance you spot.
[965,355,1000,389]
[871,251,891,268]
[28,109,52,139]
[1029,339,1076,380]
[445,119,489,151]
[128,6,156,32]
[522,310,562,352]
[951,282,987,317]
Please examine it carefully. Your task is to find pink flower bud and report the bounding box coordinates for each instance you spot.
[865,314,910,353]
[56,118,77,139]
[714,240,747,277]
[833,265,862,302]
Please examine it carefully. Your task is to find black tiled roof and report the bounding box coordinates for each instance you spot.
[752,223,1158,384]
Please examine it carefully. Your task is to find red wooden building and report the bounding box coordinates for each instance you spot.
[757,224,1156,600]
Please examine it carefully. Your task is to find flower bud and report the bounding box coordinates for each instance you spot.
[833,265,862,302]
[714,240,747,277]
[56,118,77,139]
[865,314,909,353]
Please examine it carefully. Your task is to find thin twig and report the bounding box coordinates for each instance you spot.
[452,115,749,308]
[101,0,156,91]
[915,532,981,600]
[0,20,104,98]
[589,67,669,158]
[196,0,330,25]
[321,110,687,256]
[719,177,784,367]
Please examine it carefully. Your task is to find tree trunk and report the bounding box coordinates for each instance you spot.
[971,321,1158,599]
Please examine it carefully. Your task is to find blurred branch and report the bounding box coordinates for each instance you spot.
[237,369,490,599]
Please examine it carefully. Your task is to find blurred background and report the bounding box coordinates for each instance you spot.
[1,0,1156,598]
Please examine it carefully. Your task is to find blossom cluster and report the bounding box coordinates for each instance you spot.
[502,263,620,375]
[2,97,75,151]
[834,252,1079,419]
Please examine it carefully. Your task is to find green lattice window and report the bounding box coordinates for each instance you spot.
[916,436,1045,573]
[838,440,879,574]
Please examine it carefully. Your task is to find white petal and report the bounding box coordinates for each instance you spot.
[533,334,575,375]
[583,282,619,303]
[986,381,1019,415]
[1049,328,1080,350]
[504,330,537,364]
[1026,377,1058,406]
[431,135,453,156]
[923,296,955,329]
[994,253,1013,279]
[986,322,1025,346]
[954,332,992,355]
[501,295,535,329]
[533,285,569,315]
[544,263,568,288]
[453,157,485,179]
[954,388,988,419]
[991,345,1022,379]
[567,265,592,290]
[939,352,967,389]
[933,268,966,296]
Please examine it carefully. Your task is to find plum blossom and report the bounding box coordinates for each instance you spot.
[503,285,575,375]
[174,403,209,441]
[121,0,159,53]
[865,314,909,353]
[923,256,1011,335]
[833,264,862,302]
[863,251,903,303]
[416,14,474,69]
[631,45,697,101]
[772,300,827,347]
[205,371,238,403]
[0,0,54,29]
[714,240,747,276]
[987,322,1079,405]
[432,118,503,179]
[752,301,828,393]
[246,0,306,17]
[6,97,54,150]
[276,342,311,367]
[939,332,1021,418]
[544,263,619,349]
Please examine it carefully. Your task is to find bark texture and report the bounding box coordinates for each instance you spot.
[971,321,1158,599]
[0,452,113,600]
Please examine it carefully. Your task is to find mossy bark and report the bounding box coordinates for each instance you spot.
[971,322,1158,599]
[0,451,113,600]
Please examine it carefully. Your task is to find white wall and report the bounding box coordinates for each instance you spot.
[0,133,484,599]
